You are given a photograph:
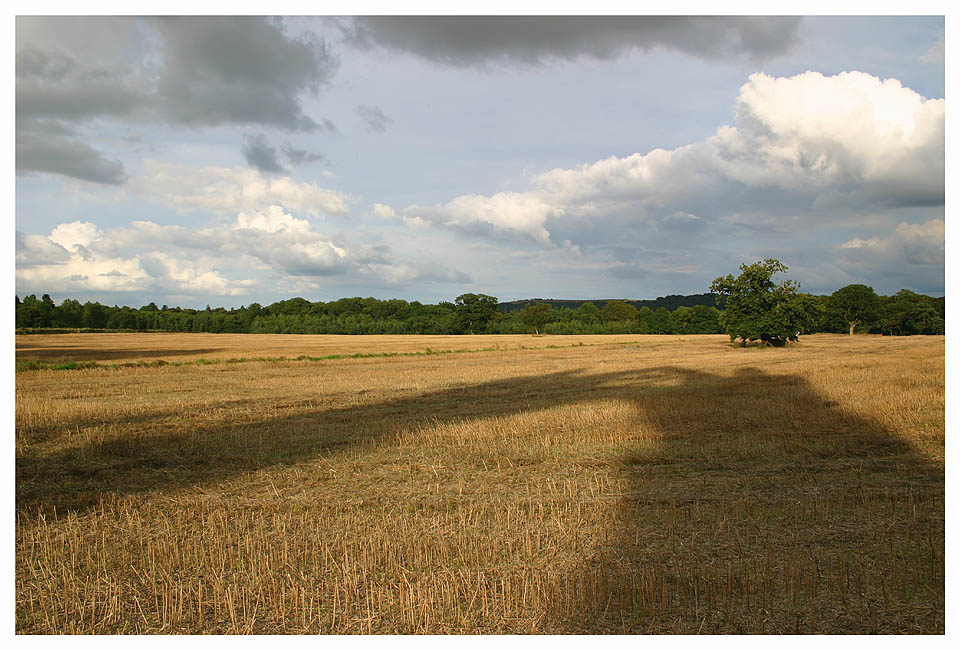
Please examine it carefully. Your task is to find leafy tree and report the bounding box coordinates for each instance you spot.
[878,290,945,335]
[572,302,601,323]
[669,306,695,334]
[709,259,820,346]
[600,300,638,323]
[688,304,722,334]
[648,307,672,334]
[16,295,41,328]
[454,293,499,334]
[827,284,881,335]
[82,301,109,329]
[519,302,554,335]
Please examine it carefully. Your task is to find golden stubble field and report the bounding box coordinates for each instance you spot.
[15,333,944,633]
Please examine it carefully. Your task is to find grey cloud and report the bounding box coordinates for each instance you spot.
[282,143,327,166]
[17,17,336,129]
[139,255,169,279]
[16,231,70,266]
[242,133,287,174]
[16,17,337,183]
[16,122,127,184]
[315,118,338,133]
[152,17,337,131]
[343,16,802,67]
[16,45,148,122]
[357,104,392,133]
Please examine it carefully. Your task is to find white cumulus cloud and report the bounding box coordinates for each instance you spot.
[235,205,314,235]
[404,191,559,243]
[371,203,397,218]
[404,70,943,247]
[133,161,354,217]
[16,205,470,301]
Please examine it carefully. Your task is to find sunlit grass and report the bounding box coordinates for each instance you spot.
[16,333,944,633]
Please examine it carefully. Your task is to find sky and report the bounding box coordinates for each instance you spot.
[12,9,947,309]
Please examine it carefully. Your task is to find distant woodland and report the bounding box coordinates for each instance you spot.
[15,288,944,337]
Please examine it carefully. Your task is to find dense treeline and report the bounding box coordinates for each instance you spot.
[15,286,944,336]
[497,293,720,313]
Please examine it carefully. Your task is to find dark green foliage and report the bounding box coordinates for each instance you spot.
[454,293,499,334]
[497,293,720,313]
[827,284,881,335]
[600,300,638,323]
[15,283,942,337]
[519,302,554,334]
[647,307,672,334]
[877,290,945,335]
[572,302,601,324]
[710,259,822,346]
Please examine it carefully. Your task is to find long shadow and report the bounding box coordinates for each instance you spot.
[568,366,943,633]
[16,368,633,513]
[15,363,944,632]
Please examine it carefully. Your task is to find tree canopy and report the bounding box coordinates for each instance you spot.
[600,299,638,323]
[710,259,822,346]
[518,303,554,335]
[827,284,881,335]
[15,284,941,337]
[454,293,499,334]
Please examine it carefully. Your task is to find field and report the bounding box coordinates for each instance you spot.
[15,332,944,633]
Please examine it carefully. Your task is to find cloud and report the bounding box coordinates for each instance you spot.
[281,143,326,166]
[404,192,558,244]
[895,219,945,265]
[151,17,336,130]
[132,161,353,217]
[242,133,287,174]
[16,210,471,300]
[841,219,944,266]
[16,43,148,122]
[16,120,127,184]
[15,16,337,183]
[357,104,392,133]
[405,71,943,248]
[829,218,944,294]
[371,203,397,218]
[15,232,70,267]
[342,16,803,67]
[920,35,945,64]
[235,205,313,235]
[48,220,103,254]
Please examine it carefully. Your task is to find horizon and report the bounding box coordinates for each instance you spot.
[16,285,942,314]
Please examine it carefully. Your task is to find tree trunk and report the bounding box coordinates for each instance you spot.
[848,321,858,335]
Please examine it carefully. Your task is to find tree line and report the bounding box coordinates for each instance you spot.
[496,293,720,313]
[15,284,943,337]
[709,260,944,344]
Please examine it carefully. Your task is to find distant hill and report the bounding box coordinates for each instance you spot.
[497,293,721,312]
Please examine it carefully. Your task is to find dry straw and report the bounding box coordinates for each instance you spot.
[16,333,944,633]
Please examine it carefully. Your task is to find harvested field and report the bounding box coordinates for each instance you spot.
[15,332,657,365]
[15,333,944,633]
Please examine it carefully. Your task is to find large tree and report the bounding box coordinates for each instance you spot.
[828,284,880,335]
[600,299,638,323]
[454,293,499,334]
[519,302,554,335]
[710,259,821,346]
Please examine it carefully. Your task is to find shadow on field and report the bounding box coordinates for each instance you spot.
[16,363,944,632]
